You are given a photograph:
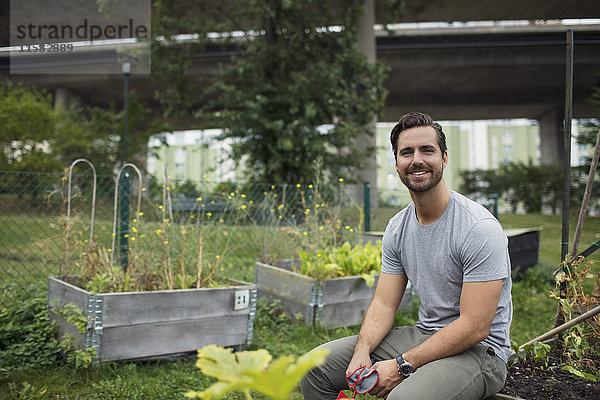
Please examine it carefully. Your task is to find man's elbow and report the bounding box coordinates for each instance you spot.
[463,316,493,343]
[473,325,491,343]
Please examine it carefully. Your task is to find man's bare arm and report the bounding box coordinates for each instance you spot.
[346,273,407,375]
[368,279,504,398]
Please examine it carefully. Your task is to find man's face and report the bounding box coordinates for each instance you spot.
[394,126,448,193]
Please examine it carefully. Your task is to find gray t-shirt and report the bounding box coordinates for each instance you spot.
[382,191,513,363]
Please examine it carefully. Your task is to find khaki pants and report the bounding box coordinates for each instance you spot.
[300,326,507,400]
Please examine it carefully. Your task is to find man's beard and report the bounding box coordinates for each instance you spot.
[399,165,444,193]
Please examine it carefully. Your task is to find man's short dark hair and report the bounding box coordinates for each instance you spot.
[390,112,447,160]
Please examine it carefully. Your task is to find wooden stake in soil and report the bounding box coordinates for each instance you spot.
[520,304,600,349]
[571,127,600,259]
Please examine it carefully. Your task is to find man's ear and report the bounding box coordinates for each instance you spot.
[442,151,448,169]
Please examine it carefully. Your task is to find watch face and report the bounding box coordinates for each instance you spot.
[400,362,413,376]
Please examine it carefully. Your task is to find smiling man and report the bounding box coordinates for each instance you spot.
[300,112,513,400]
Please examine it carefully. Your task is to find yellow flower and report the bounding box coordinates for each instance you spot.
[303,231,308,236]
[107,248,112,252]
[241,194,246,198]
[132,227,138,233]
[165,240,169,245]
[196,197,203,201]
[278,204,284,210]
[296,184,301,188]
[207,212,212,217]
[155,229,162,235]
[241,205,247,210]
[338,178,344,182]
[304,208,311,215]
[319,226,324,231]
[124,234,129,238]
[133,218,137,223]
[131,237,136,241]
[142,187,146,191]
[230,192,235,197]
[159,205,163,209]
[309,184,313,188]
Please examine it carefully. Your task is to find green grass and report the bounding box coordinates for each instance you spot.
[1,210,598,399]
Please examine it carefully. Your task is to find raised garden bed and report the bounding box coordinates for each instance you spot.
[254,260,413,328]
[47,276,256,362]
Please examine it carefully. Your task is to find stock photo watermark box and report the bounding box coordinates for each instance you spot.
[9,0,151,74]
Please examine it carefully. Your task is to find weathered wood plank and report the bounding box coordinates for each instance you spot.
[101,285,253,328]
[255,262,314,302]
[321,275,378,305]
[99,314,250,361]
[47,310,86,350]
[47,276,88,311]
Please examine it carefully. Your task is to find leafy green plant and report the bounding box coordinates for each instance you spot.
[298,240,382,285]
[551,256,600,381]
[0,284,95,374]
[184,345,329,400]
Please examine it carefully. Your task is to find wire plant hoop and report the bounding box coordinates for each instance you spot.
[62,158,97,276]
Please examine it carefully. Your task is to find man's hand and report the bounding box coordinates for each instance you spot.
[369,359,403,398]
[345,351,372,381]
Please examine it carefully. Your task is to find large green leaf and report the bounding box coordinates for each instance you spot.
[185,345,329,400]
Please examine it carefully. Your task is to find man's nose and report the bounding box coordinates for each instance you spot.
[412,151,424,166]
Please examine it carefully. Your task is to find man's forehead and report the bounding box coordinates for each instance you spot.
[397,126,438,147]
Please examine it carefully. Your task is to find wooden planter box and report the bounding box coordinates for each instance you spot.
[255,260,413,328]
[47,276,257,363]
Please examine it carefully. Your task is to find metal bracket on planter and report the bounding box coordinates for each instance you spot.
[246,288,258,346]
[308,283,323,327]
[85,294,103,364]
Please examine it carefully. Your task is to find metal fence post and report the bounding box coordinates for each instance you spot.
[119,171,130,269]
[363,181,371,233]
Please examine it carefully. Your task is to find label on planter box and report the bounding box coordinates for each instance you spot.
[234,289,250,310]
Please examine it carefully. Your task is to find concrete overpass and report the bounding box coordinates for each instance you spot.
[3,23,600,163]
[1,0,600,171]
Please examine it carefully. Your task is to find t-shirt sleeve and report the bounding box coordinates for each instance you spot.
[460,218,510,282]
[381,219,405,275]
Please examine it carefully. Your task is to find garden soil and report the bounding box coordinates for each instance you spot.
[498,349,600,399]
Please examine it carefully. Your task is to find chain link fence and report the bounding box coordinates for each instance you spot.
[0,169,372,303]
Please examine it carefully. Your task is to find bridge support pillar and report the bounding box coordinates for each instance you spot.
[54,87,75,110]
[358,0,378,209]
[538,108,564,165]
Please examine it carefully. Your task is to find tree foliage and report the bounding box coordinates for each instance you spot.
[0,80,157,174]
[153,0,388,184]
[459,162,565,214]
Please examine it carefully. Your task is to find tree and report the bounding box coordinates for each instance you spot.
[0,80,158,174]
[153,0,387,184]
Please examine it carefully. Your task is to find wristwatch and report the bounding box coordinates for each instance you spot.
[395,354,414,378]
